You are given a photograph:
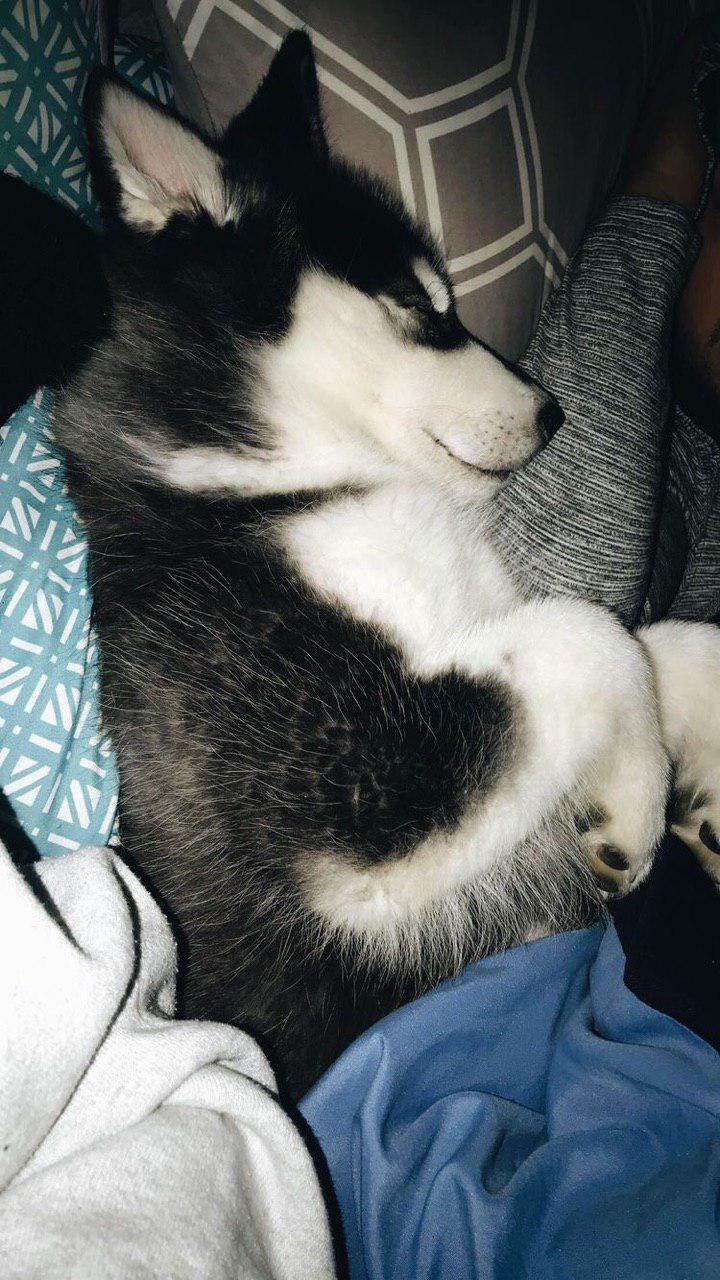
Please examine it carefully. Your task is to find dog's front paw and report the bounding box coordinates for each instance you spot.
[579,808,657,896]
[638,621,720,887]
[579,738,669,897]
[670,758,720,886]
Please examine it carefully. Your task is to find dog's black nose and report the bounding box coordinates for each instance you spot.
[537,397,564,445]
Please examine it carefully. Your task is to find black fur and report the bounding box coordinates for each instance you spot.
[51,33,523,1096]
[62,468,513,1091]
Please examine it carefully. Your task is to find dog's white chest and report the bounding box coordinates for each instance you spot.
[279,484,518,668]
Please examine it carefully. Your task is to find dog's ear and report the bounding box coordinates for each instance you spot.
[84,69,228,231]
[221,29,327,172]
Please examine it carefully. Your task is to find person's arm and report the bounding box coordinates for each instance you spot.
[490,196,698,626]
[490,30,711,627]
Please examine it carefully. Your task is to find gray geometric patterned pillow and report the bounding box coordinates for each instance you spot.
[146,0,692,358]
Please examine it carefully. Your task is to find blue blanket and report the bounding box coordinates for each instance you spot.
[300,924,720,1279]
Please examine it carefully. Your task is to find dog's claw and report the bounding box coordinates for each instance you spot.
[585,846,631,895]
[596,845,630,871]
[593,871,622,895]
[699,821,720,857]
[582,821,654,898]
[670,788,720,885]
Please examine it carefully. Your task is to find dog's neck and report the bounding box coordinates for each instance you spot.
[276,478,519,673]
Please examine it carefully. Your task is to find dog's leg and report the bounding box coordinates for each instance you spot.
[441,597,669,891]
[639,620,720,883]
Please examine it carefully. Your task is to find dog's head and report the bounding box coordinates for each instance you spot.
[83,31,561,500]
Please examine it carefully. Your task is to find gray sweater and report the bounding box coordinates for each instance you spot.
[491,33,720,629]
[491,194,720,628]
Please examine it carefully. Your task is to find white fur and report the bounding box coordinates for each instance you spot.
[640,621,720,885]
[256,271,548,495]
[132,439,385,497]
[299,798,589,978]
[281,481,516,660]
[412,258,451,313]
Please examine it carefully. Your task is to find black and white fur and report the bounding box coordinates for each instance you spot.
[53,33,720,1096]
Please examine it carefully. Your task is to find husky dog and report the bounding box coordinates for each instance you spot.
[54,32,720,1096]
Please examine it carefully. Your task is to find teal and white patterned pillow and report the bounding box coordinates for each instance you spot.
[0,0,100,221]
[0,22,173,857]
[0,389,117,853]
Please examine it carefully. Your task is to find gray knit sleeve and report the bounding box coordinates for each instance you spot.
[489,196,699,627]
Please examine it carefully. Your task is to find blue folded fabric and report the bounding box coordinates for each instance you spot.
[300,924,720,1279]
